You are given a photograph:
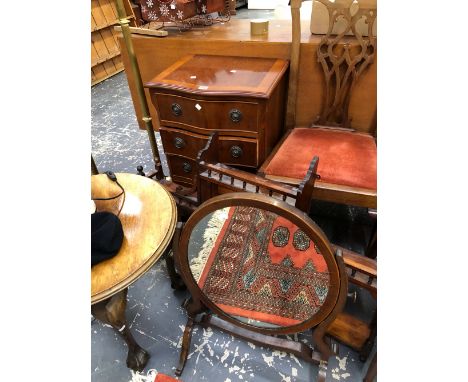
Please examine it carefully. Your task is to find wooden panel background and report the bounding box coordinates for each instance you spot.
[91,0,136,86]
[118,19,377,134]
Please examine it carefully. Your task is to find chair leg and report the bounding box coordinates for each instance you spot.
[91,289,149,371]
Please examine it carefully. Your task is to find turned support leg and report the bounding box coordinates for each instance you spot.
[91,289,149,371]
[175,316,194,377]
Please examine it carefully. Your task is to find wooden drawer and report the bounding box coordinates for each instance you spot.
[160,127,207,161]
[166,154,196,187]
[154,93,260,133]
[219,137,258,168]
[161,127,258,168]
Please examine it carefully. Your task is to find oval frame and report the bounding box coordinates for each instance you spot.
[176,192,341,335]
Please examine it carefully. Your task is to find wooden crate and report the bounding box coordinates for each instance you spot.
[91,0,137,86]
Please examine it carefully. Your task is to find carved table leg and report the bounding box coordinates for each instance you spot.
[91,289,149,371]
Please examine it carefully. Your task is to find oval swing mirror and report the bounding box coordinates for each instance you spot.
[179,193,340,332]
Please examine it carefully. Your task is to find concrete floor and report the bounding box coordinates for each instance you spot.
[91,6,376,382]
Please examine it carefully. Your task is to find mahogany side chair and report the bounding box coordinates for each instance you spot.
[258,0,377,212]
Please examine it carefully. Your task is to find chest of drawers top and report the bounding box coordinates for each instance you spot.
[145,54,289,99]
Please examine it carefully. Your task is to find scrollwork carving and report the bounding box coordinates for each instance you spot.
[315,0,377,129]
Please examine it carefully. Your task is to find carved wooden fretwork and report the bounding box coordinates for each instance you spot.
[315,0,377,129]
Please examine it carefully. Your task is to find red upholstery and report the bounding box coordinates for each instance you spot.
[264,127,377,190]
[155,373,181,382]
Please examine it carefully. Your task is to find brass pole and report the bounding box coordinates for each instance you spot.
[285,0,302,129]
[115,0,163,179]
[91,155,99,175]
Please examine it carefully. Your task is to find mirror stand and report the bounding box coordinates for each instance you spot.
[174,193,349,381]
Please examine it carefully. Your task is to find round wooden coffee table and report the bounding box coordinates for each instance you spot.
[91,173,177,371]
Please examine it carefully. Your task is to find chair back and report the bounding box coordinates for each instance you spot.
[313,0,377,129]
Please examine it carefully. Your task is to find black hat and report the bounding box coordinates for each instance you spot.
[91,211,124,266]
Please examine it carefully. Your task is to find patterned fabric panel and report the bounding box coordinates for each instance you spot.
[197,206,330,327]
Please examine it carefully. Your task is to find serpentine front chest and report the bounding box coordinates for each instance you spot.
[146,54,289,188]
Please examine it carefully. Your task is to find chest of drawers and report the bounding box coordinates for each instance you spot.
[145,54,289,188]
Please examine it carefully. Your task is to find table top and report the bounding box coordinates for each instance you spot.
[91,173,177,304]
[145,54,289,99]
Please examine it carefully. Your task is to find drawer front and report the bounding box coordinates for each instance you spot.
[161,127,258,168]
[167,155,196,187]
[219,138,258,168]
[154,93,259,133]
[160,127,207,160]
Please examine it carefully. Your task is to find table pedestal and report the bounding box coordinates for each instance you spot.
[91,289,150,371]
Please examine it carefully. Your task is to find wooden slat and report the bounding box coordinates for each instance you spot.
[92,67,125,86]
[91,0,133,85]
[91,0,135,31]
[91,0,108,30]
[114,24,168,37]
[110,27,124,51]
[113,56,124,71]
[92,49,121,67]
[91,40,100,66]
[91,27,121,68]
[98,0,116,24]
[100,27,119,56]
[110,0,119,18]
[335,245,377,277]
[102,57,117,76]
[91,29,108,56]
[91,12,97,31]
[92,63,109,83]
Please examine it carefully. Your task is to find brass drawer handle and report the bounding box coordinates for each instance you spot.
[171,103,182,116]
[230,145,243,159]
[182,162,192,173]
[229,109,242,123]
[173,137,186,149]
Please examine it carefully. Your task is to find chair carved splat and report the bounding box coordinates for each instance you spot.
[315,0,377,129]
